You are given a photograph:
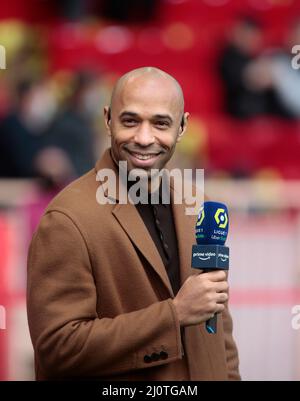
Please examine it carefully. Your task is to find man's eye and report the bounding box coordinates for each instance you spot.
[155,121,169,128]
[122,119,137,126]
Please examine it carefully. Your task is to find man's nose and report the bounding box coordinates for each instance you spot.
[134,123,155,146]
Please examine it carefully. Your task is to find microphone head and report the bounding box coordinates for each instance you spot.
[195,201,229,245]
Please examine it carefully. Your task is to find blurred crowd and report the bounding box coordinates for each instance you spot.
[1,5,300,188]
[0,70,107,187]
[0,21,113,189]
[0,1,161,187]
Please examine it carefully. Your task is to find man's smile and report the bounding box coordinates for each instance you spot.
[125,149,161,167]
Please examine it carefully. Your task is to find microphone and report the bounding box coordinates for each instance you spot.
[191,201,230,334]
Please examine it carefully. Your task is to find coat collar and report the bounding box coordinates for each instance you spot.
[94,148,197,298]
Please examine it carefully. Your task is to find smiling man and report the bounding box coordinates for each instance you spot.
[27,67,240,381]
[106,67,187,174]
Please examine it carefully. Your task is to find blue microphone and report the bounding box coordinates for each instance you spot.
[191,201,230,334]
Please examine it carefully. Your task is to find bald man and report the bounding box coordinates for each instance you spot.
[27,67,240,381]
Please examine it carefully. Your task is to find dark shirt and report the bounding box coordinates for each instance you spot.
[219,45,290,118]
[219,45,268,118]
[135,192,181,296]
[0,113,40,177]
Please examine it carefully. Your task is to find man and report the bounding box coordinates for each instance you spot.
[27,67,240,380]
[219,17,268,118]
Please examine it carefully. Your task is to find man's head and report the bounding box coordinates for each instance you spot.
[104,67,189,175]
[231,16,263,55]
[286,18,300,49]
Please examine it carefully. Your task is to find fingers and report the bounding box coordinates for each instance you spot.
[205,301,226,318]
[215,303,226,314]
[196,272,229,293]
[175,270,229,327]
[216,291,228,304]
[208,291,228,312]
[202,270,227,282]
[215,280,229,294]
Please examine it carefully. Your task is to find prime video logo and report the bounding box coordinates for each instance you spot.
[96,162,204,215]
[193,252,228,262]
[0,45,6,69]
[193,251,216,261]
[0,305,6,330]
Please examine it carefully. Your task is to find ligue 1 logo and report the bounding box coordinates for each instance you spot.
[196,206,205,227]
[195,202,229,245]
[214,208,228,229]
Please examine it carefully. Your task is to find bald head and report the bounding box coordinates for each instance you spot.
[105,67,189,174]
[110,67,184,116]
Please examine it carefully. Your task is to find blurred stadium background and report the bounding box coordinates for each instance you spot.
[0,0,300,381]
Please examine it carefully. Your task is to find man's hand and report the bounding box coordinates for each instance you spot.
[172,270,229,327]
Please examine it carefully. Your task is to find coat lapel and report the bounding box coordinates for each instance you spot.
[95,151,228,379]
[171,193,198,286]
[95,149,174,297]
[112,203,174,297]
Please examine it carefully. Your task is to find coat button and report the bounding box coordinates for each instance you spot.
[144,355,152,363]
[160,351,168,360]
[151,352,160,361]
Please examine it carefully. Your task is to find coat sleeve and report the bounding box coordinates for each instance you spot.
[27,210,183,379]
[222,300,241,380]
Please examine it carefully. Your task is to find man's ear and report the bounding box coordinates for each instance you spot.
[104,106,112,136]
[177,112,190,143]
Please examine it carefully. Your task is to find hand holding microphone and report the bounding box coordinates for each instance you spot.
[173,270,228,327]
[192,201,230,333]
[173,201,230,333]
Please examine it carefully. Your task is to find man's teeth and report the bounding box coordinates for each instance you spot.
[131,153,157,160]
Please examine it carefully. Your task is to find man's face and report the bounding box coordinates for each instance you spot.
[105,75,188,175]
